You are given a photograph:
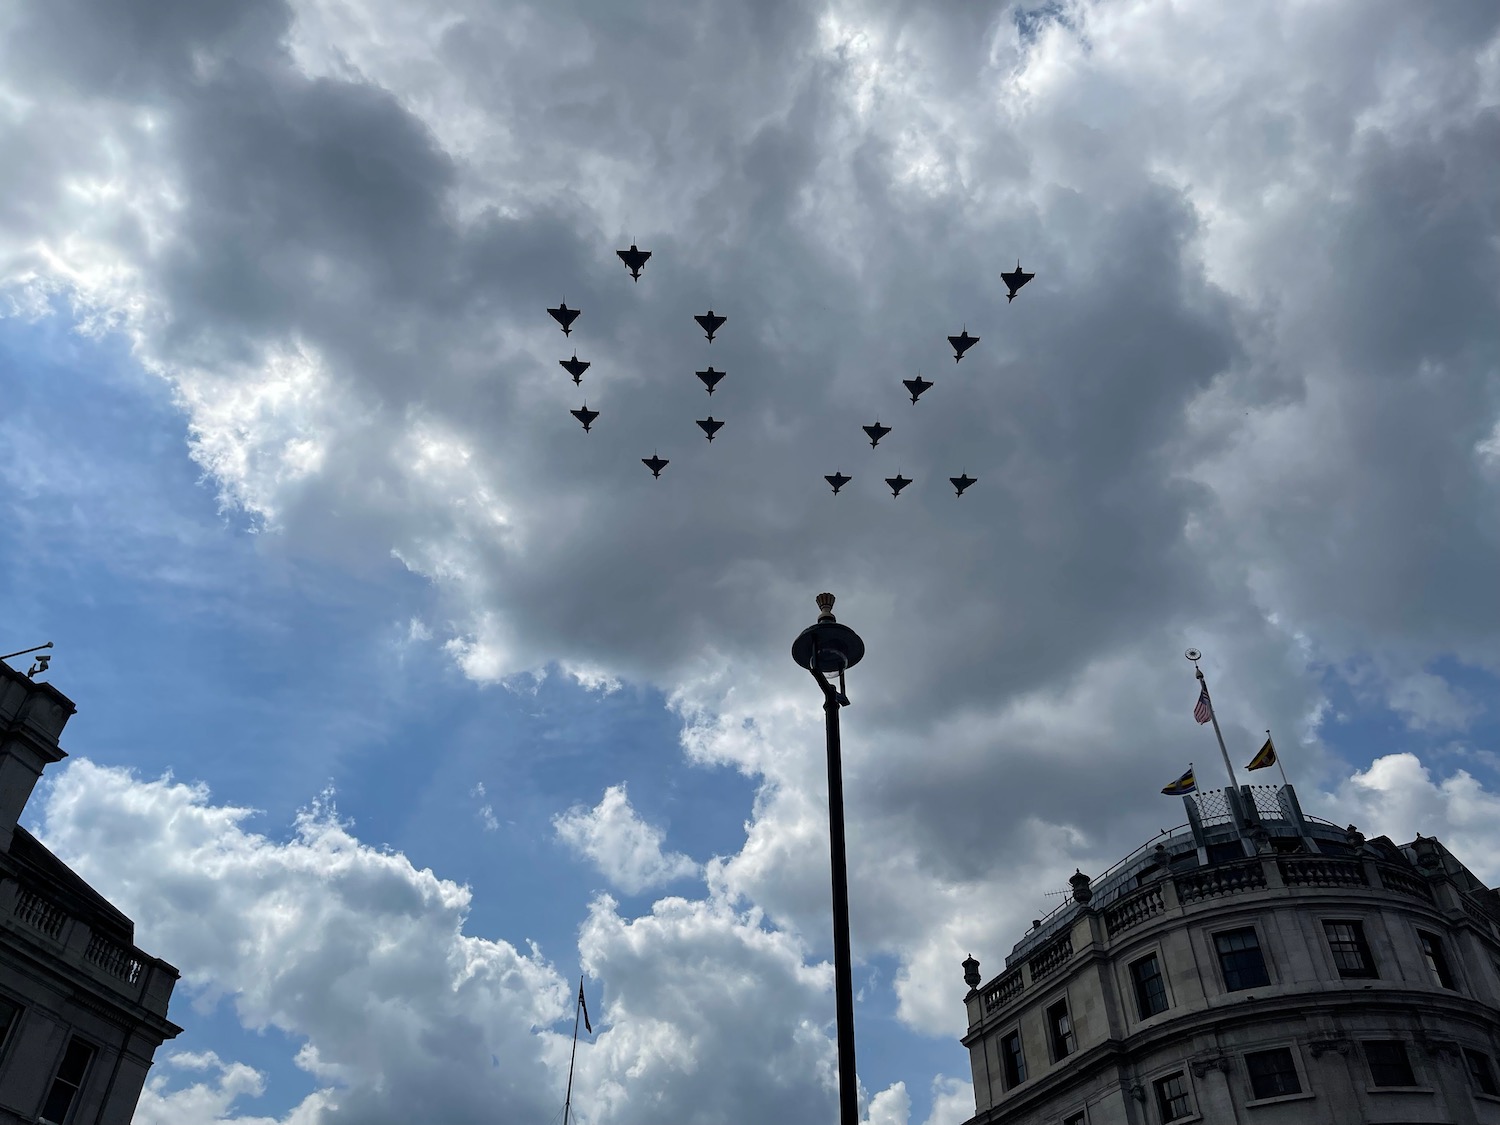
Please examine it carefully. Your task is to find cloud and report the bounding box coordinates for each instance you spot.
[37,760,570,1125]
[39,760,918,1125]
[554,784,700,894]
[1329,753,1500,882]
[136,1052,333,1125]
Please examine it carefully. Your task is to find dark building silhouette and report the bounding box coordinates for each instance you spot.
[960,783,1500,1124]
[0,660,181,1124]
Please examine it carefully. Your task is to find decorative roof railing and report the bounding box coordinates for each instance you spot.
[1174,858,1266,904]
[1278,856,1366,889]
[6,879,151,998]
[85,931,144,986]
[1376,863,1435,903]
[1103,884,1165,937]
[15,887,66,939]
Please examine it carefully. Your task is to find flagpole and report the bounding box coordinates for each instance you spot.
[1267,730,1289,788]
[1195,665,1239,789]
[562,976,582,1125]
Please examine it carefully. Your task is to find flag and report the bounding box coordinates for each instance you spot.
[1162,766,1196,796]
[1193,684,1213,724]
[1246,736,1276,771]
[578,981,592,1034]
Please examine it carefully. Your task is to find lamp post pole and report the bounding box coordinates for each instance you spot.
[791,593,865,1125]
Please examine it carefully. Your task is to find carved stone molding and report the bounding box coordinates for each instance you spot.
[1189,1052,1231,1078]
[1307,1036,1353,1058]
[1416,1035,1461,1062]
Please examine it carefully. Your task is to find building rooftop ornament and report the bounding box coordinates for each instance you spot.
[962,954,981,993]
[1069,869,1092,904]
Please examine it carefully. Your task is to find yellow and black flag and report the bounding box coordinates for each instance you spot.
[1246,736,1277,771]
[1161,765,1196,796]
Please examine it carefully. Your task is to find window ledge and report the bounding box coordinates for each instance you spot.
[1364,1086,1435,1095]
[1244,1091,1315,1108]
[1475,1092,1500,1104]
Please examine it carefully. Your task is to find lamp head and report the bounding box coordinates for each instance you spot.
[791,593,865,674]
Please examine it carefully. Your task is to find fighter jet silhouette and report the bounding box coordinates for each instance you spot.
[1001,260,1034,303]
[863,422,891,448]
[697,367,726,394]
[617,244,651,281]
[903,374,933,404]
[642,453,669,478]
[695,310,726,342]
[950,472,976,497]
[571,405,599,433]
[560,354,590,384]
[948,328,979,362]
[825,471,851,495]
[886,473,911,497]
[697,417,724,442]
[548,303,580,335]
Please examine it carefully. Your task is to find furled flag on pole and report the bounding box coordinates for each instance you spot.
[1162,766,1196,796]
[1246,736,1277,771]
[1193,683,1213,725]
[579,981,592,1034]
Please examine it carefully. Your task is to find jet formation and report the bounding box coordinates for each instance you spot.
[556,245,1033,492]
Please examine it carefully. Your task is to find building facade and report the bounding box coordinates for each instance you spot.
[0,660,181,1125]
[959,783,1500,1125]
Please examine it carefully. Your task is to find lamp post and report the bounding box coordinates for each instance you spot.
[791,593,865,1125]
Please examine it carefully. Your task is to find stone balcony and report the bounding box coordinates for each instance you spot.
[0,875,176,1018]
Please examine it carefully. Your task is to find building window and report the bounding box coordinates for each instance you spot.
[1153,1072,1192,1122]
[0,996,20,1054]
[1000,1030,1026,1089]
[1324,920,1377,979]
[1417,931,1455,989]
[1062,1113,1087,1125]
[1047,999,1076,1061]
[1130,954,1169,1018]
[39,1037,96,1125]
[1464,1049,1499,1097]
[1245,1047,1301,1099]
[1214,927,1270,991]
[1364,1040,1417,1087]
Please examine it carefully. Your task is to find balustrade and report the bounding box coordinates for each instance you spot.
[85,932,144,985]
[1278,856,1367,888]
[1104,884,1164,936]
[14,887,66,939]
[1174,859,1266,904]
[1375,864,1434,902]
[1028,934,1074,982]
[982,970,1024,1013]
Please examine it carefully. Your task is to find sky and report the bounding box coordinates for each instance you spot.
[2,0,1500,1122]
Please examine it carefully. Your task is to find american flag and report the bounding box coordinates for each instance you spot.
[1193,684,1213,724]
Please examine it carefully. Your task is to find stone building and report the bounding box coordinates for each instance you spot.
[959,783,1500,1125]
[0,659,181,1124]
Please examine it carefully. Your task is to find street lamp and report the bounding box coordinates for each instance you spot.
[791,593,865,1125]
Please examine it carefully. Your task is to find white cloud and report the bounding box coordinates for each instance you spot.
[136,1052,333,1125]
[36,761,571,1125]
[554,785,699,894]
[920,1077,973,1125]
[1329,752,1500,882]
